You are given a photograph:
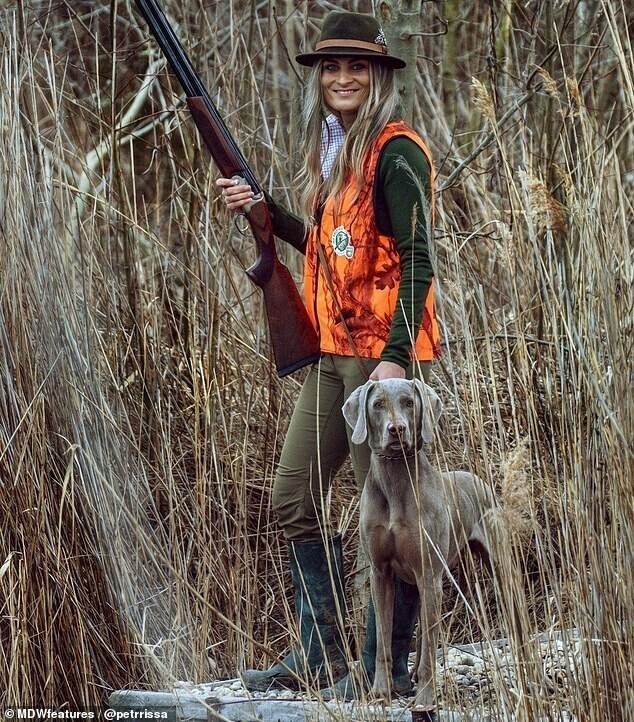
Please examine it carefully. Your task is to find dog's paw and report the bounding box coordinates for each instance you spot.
[370,681,392,703]
[411,709,435,722]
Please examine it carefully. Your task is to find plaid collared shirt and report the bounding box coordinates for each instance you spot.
[320,114,346,179]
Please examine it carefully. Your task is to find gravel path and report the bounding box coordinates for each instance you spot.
[109,630,581,721]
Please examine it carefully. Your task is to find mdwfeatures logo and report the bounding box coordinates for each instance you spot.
[4,712,95,720]
[3,711,170,721]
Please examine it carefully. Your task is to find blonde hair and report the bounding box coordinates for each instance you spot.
[296,59,402,224]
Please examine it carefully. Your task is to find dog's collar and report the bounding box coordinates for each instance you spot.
[374,449,418,461]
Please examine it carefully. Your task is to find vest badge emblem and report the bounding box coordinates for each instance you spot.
[331,226,354,259]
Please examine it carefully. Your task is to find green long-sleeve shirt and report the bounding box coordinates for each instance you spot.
[267,136,434,368]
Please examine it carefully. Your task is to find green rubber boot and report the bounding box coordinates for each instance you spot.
[321,576,419,700]
[240,535,348,691]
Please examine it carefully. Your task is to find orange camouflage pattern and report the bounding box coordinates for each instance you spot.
[304,121,440,361]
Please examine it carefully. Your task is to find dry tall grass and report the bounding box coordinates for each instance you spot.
[1,1,631,719]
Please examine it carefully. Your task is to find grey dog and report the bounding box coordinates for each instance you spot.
[343,378,496,716]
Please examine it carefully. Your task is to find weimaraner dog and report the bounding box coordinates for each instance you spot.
[343,378,496,718]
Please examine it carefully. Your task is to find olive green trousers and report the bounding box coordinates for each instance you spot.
[272,354,430,541]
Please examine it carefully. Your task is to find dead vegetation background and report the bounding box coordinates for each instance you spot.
[0,1,632,719]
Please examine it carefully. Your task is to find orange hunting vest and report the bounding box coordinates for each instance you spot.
[304,121,441,361]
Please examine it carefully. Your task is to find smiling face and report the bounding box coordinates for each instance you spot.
[321,57,371,129]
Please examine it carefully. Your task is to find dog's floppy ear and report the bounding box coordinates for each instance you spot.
[413,379,443,443]
[343,381,374,445]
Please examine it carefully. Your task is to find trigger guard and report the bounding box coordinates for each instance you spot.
[233,213,250,235]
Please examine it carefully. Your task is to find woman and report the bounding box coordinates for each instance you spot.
[217,10,440,706]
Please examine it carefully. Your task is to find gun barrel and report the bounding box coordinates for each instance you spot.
[134,0,261,194]
[133,0,321,376]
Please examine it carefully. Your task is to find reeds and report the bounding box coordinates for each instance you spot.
[1,1,632,719]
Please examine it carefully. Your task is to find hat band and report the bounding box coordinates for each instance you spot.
[315,38,388,55]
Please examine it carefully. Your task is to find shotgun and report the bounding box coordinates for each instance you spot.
[133,0,320,376]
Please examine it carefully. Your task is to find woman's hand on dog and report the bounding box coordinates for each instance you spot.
[370,360,406,381]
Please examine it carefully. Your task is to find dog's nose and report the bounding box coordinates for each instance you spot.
[388,422,405,437]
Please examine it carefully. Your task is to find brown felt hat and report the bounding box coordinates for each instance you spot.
[295,11,406,69]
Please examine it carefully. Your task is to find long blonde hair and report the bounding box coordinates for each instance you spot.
[296,59,402,224]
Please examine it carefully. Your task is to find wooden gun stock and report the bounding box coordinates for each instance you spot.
[134,0,320,376]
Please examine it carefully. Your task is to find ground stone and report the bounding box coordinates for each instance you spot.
[109,630,581,721]
[108,687,475,721]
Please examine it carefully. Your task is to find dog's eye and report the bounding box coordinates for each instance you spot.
[405,398,414,408]
[373,399,385,410]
